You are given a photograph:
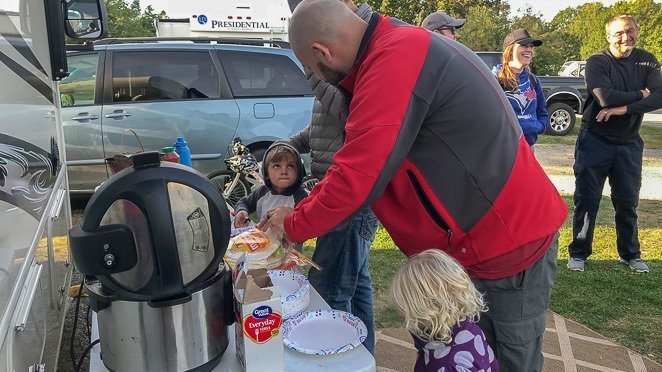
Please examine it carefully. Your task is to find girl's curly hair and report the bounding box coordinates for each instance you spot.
[389,249,486,344]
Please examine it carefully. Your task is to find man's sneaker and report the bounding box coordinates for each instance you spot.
[619,258,650,273]
[567,258,585,272]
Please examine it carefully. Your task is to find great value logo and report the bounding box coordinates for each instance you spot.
[243,305,282,343]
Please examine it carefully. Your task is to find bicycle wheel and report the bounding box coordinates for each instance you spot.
[208,170,251,208]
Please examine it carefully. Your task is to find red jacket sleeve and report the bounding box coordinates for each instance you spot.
[284,29,430,242]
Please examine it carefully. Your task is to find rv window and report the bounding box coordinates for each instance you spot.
[111,51,220,103]
[218,51,311,98]
[61,53,99,107]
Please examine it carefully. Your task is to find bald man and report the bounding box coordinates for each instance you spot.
[287,0,379,355]
[262,0,567,370]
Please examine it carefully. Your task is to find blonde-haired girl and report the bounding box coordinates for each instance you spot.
[390,249,498,372]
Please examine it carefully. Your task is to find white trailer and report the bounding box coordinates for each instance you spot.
[156,0,292,41]
[0,0,106,370]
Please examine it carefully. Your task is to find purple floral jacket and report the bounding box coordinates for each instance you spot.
[412,320,499,372]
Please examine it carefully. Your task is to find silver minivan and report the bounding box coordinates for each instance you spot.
[61,41,314,194]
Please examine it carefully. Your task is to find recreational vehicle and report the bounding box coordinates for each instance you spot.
[156,0,292,41]
[0,0,106,370]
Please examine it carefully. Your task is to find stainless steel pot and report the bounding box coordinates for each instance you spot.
[90,269,233,372]
[69,152,235,372]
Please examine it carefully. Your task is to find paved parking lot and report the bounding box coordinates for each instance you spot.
[374,312,662,372]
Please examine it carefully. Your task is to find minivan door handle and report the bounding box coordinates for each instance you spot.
[104,110,132,119]
[71,113,99,121]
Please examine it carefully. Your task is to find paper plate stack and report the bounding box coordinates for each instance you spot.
[267,270,310,319]
[282,309,367,355]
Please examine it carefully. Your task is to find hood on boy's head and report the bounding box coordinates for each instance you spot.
[261,141,305,194]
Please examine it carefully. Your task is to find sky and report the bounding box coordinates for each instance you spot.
[506,0,620,20]
[141,0,622,21]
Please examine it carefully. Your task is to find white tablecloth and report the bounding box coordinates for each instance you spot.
[89,286,376,372]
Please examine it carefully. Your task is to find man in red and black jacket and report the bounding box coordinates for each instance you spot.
[261,0,567,369]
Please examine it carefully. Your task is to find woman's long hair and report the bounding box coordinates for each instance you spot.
[496,43,519,92]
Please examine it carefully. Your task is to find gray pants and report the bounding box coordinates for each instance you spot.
[471,235,559,372]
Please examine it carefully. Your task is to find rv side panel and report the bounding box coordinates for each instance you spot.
[0,0,72,370]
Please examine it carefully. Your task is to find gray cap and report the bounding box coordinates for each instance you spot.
[421,12,466,31]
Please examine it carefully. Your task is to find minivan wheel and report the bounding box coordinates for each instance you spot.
[546,102,576,136]
[208,170,250,208]
[250,147,268,165]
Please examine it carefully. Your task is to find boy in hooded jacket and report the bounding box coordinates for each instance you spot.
[234,143,308,227]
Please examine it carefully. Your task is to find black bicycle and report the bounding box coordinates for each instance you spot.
[207,138,263,207]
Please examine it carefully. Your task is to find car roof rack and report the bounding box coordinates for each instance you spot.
[93,37,291,49]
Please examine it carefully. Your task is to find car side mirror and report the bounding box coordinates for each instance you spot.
[61,93,75,107]
[64,0,108,39]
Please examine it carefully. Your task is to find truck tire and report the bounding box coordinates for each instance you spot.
[546,102,576,136]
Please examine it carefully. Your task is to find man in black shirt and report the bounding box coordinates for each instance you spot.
[568,14,662,273]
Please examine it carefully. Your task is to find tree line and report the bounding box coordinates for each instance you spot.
[103,0,165,39]
[366,0,661,75]
[104,0,660,76]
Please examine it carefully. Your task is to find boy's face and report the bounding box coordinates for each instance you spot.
[267,156,298,193]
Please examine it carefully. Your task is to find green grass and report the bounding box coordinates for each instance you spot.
[641,125,662,150]
[553,228,662,362]
[537,122,662,150]
[561,195,662,228]
[537,125,581,146]
[302,197,662,362]
[552,196,662,361]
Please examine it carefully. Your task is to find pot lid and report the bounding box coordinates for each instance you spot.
[70,152,231,304]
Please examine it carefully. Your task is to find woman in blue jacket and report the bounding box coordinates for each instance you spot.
[493,29,548,150]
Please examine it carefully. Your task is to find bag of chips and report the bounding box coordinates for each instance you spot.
[228,228,280,263]
[231,229,271,252]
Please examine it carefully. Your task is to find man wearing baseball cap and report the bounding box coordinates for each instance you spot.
[502,28,543,49]
[421,11,465,40]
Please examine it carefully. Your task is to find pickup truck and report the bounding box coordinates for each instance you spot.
[559,60,586,77]
[476,52,587,136]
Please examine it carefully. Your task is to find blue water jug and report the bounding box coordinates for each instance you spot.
[174,137,192,166]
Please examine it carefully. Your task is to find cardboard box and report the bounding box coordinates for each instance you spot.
[233,253,284,372]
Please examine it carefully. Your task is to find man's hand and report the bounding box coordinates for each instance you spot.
[233,210,250,228]
[596,106,627,122]
[256,206,295,236]
[641,89,650,99]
